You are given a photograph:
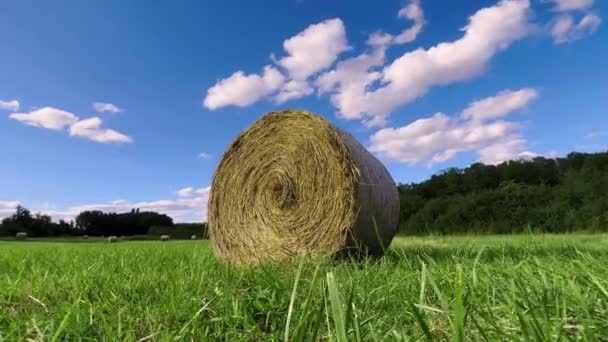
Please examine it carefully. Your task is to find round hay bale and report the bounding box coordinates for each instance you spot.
[160,235,170,241]
[83,235,89,240]
[16,232,28,240]
[208,110,399,263]
[191,235,198,240]
[107,236,118,243]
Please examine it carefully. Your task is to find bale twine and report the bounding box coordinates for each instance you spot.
[208,110,399,263]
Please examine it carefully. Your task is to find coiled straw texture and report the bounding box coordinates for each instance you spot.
[208,110,399,263]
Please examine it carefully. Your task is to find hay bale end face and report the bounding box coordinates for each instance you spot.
[208,110,400,263]
[16,232,28,240]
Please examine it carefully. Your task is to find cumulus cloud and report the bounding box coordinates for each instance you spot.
[204,18,348,109]
[477,137,538,165]
[203,0,534,126]
[10,107,79,130]
[394,0,426,44]
[460,88,539,121]
[325,0,532,126]
[316,45,388,126]
[177,186,210,198]
[365,0,425,50]
[274,79,314,103]
[0,201,21,220]
[203,65,285,110]
[198,152,213,159]
[93,102,123,113]
[0,99,19,111]
[584,131,608,140]
[551,13,601,43]
[47,186,212,222]
[69,117,132,144]
[549,0,594,11]
[10,106,132,144]
[368,87,539,165]
[177,187,195,197]
[276,18,349,80]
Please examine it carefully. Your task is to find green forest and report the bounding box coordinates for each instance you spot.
[398,151,608,235]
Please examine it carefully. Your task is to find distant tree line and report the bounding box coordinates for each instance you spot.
[398,151,608,235]
[74,209,173,236]
[0,206,206,238]
[0,205,74,237]
[148,223,209,239]
[3,150,607,238]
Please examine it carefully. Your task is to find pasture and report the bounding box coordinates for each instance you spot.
[1,234,607,340]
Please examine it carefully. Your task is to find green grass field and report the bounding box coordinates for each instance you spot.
[1,234,608,341]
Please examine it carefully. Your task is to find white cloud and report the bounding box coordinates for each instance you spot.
[460,88,539,121]
[274,79,314,103]
[203,0,535,125]
[550,0,594,11]
[368,87,539,165]
[551,13,601,43]
[93,102,123,113]
[177,187,195,197]
[48,186,211,222]
[203,18,348,109]
[477,137,538,165]
[276,18,349,80]
[584,131,608,140]
[0,100,19,111]
[316,45,388,126]
[69,117,132,144]
[364,0,425,49]
[198,152,213,159]
[394,0,426,44]
[203,65,285,110]
[10,107,79,130]
[10,106,132,144]
[0,201,21,220]
[320,0,532,126]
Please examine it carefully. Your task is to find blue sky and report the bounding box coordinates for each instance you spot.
[1,0,606,222]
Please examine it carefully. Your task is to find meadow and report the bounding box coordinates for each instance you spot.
[1,234,608,341]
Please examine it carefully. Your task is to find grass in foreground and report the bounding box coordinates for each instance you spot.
[1,234,608,340]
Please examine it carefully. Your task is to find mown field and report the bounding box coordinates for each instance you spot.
[1,234,608,341]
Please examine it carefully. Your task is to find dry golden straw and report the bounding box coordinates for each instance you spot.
[208,110,399,263]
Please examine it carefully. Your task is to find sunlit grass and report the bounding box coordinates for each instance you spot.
[1,234,607,340]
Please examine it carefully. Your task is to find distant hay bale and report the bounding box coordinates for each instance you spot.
[16,232,28,240]
[191,235,198,240]
[208,110,399,263]
[160,235,171,241]
[107,236,118,243]
[83,235,89,240]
